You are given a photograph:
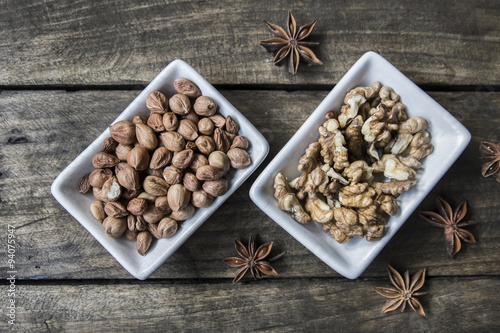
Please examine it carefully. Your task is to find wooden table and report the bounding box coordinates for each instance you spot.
[1,0,500,331]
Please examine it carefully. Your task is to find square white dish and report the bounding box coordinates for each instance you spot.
[249,51,470,279]
[51,59,269,280]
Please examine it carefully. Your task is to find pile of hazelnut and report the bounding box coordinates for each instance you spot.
[78,78,252,256]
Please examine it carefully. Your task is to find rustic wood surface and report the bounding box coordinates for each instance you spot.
[1,0,500,331]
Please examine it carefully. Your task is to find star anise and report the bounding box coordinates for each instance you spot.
[480,140,500,181]
[419,197,477,258]
[224,234,285,284]
[260,11,323,75]
[373,265,427,316]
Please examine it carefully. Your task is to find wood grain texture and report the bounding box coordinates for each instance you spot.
[0,0,499,86]
[1,277,499,332]
[1,89,499,280]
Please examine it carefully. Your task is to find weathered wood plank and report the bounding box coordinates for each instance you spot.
[2,277,499,332]
[0,0,499,86]
[1,90,499,280]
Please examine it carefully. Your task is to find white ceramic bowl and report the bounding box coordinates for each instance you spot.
[249,51,470,279]
[51,60,269,280]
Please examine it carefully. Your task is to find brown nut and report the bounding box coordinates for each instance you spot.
[89,168,113,188]
[230,136,250,150]
[208,151,231,175]
[156,217,178,238]
[177,119,199,141]
[115,144,133,161]
[167,184,191,212]
[127,198,148,215]
[191,190,214,208]
[225,115,239,134]
[127,146,150,171]
[136,231,153,256]
[193,96,217,116]
[155,196,172,215]
[209,114,226,128]
[195,135,216,155]
[93,176,122,202]
[162,112,179,131]
[159,131,185,152]
[127,214,137,232]
[174,78,202,98]
[150,147,172,169]
[169,203,196,221]
[181,111,199,125]
[147,113,165,132]
[198,118,215,136]
[121,188,141,200]
[227,148,252,169]
[92,152,120,169]
[78,173,91,194]
[102,217,127,238]
[169,93,191,115]
[146,91,169,114]
[143,175,169,196]
[109,120,136,145]
[202,178,229,197]
[90,201,106,222]
[104,201,128,218]
[135,123,158,150]
[143,205,165,224]
[102,137,118,154]
[115,162,140,190]
[136,215,148,231]
[196,165,223,181]
[172,149,194,169]
[189,153,209,172]
[214,128,230,153]
[133,116,148,124]
[183,172,201,192]
[163,166,183,185]
[138,191,157,204]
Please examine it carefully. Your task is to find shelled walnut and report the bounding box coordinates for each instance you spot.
[78,78,252,256]
[274,82,433,243]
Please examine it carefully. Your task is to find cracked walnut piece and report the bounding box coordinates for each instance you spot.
[274,172,310,224]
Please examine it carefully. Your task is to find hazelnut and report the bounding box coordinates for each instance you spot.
[90,201,106,222]
[225,115,239,134]
[93,176,122,202]
[150,147,172,169]
[135,123,158,151]
[163,166,183,185]
[209,114,226,128]
[127,214,137,232]
[195,136,216,155]
[156,217,178,238]
[133,116,148,124]
[169,93,191,115]
[155,196,172,214]
[115,144,133,161]
[203,178,229,197]
[146,91,169,114]
[196,165,223,181]
[191,190,214,208]
[143,205,165,224]
[230,136,250,150]
[169,203,196,221]
[143,175,169,196]
[177,119,199,141]
[213,128,230,153]
[189,153,209,172]
[193,96,217,116]
[102,137,118,154]
[127,146,150,171]
[227,148,252,169]
[159,131,185,152]
[173,78,202,98]
[172,149,194,169]
[102,217,127,238]
[183,172,201,192]
[162,112,179,131]
[147,113,165,132]
[127,198,148,215]
[92,152,120,169]
[136,231,153,256]
[167,184,191,212]
[208,151,230,175]
[181,111,199,125]
[78,174,91,194]
[136,215,148,231]
[89,168,113,188]
[115,162,140,190]
[104,201,128,218]
[109,120,136,145]
[198,118,215,136]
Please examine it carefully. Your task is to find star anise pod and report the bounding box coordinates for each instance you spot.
[373,265,427,316]
[224,234,285,284]
[419,197,477,258]
[480,141,500,181]
[260,11,323,75]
